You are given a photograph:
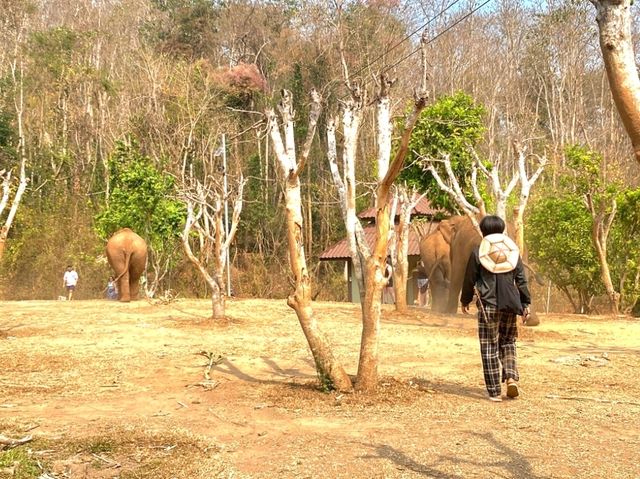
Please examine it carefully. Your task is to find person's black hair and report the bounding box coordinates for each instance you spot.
[479,215,505,237]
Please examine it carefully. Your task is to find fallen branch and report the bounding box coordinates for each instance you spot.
[546,394,640,406]
[0,434,33,450]
[186,380,220,391]
[91,453,121,468]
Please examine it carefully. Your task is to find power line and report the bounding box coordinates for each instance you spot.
[349,0,464,79]
[370,0,494,85]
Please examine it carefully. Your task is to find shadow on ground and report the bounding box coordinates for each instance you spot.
[363,431,550,479]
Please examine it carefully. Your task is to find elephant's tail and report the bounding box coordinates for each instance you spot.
[427,261,446,282]
[113,250,133,284]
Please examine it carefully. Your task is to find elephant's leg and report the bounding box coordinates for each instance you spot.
[429,269,449,313]
[119,270,131,302]
[130,278,140,300]
[128,256,145,301]
[447,261,466,314]
[431,286,449,313]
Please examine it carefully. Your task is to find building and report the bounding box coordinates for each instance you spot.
[319,195,441,304]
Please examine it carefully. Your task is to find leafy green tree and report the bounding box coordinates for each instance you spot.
[564,144,620,313]
[527,193,601,313]
[400,92,486,211]
[611,188,640,313]
[528,145,639,314]
[95,140,185,296]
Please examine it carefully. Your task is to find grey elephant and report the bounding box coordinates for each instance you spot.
[105,228,148,302]
[418,216,465,312]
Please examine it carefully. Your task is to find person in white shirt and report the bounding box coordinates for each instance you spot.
[62,265,79,300]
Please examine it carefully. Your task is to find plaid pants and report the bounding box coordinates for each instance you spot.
[477,305,519,397]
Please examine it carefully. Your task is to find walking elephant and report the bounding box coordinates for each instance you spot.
[445,216,541,326]
[445,217,482,314]
[418,217,465,312]
[106,228,148,302]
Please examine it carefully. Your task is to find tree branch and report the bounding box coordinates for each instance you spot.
[296,90,322,176]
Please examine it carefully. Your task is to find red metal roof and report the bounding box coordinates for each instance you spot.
[319,222,440,260]
[357,194,440,220]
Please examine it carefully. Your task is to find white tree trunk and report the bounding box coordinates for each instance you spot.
[180,160,244,320]
[356,32,430,392]
[513,143,547,251]
[0,58,28,261]
[326,115,368,300]
[426,159,482,232]
[267,90,352,392]
[182,202,225,319]
[343,94,369,300]
[387,188,425,312]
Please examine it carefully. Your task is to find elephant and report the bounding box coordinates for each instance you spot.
[445,216,541,326]
[418,216,465,312]
[445,216,482,314]
[105,228,148,302]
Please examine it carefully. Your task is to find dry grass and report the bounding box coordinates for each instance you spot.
[1,298,639,478]
[0,425,231,478]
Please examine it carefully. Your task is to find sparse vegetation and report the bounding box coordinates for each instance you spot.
[0,447,39,479]
[0,299,638,477]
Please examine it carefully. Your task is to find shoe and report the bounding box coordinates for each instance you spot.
[488,395,502,402]
[506,379,519,398]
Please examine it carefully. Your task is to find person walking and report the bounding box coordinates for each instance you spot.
[460,216,531,402]
[105,275,118,300]
[62,265,79,301]
[415,264,429,307]
[382,257,395,304]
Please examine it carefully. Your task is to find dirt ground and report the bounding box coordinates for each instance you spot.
[1,298,639,479]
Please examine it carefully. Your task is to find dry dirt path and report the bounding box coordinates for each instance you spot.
[1,299,639,478]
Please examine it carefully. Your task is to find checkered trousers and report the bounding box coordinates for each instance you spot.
[477,304,519,397]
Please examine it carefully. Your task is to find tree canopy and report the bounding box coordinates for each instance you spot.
[401,92,486,212]
[94,139,185,276]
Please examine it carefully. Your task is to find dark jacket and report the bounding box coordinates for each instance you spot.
[460,246,531,312]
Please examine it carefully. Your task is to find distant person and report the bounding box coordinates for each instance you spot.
[382,258,395,304]
[62,265,79,301]
[105,275,118,300]
[460,215,531,403]
[416,266,429,307]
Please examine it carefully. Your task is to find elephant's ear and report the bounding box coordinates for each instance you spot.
[438,221,454,244]
[441,215,471,243]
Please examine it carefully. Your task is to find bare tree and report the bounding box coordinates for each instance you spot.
[512,142,548,252]
[326,88,369,302]
[425,156,483,230]
[266,89,353,392]
[0,162,27,261]
[326,22,430,390]
[353,38,429,392]
[388,187,425,312]
[180,157,245,319]
[0,9,28,262]
[426,143,547,249]
[590,0,640,164]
